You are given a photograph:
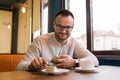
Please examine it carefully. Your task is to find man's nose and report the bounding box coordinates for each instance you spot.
[61,29,66,33]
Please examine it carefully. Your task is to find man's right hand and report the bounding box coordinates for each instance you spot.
[28,57,48,71]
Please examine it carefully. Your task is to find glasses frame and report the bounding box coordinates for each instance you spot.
[55,24,73,31]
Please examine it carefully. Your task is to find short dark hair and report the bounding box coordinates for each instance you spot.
[55,9,74,19]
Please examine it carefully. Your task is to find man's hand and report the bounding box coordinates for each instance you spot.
[28,57,48,71]
[51,55,74,69]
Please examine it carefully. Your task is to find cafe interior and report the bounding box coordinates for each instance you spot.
[0,0,120,80]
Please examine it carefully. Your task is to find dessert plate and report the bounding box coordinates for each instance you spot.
[41,68,70,74]
[75,67,98,72]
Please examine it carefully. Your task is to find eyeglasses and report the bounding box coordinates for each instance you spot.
[56,24,73,31]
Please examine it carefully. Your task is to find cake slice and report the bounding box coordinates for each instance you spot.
[46,66,57,72]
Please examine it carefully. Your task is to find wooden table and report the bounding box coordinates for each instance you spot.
[0,66,120,80]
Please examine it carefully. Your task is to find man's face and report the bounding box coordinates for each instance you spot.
[54,15,74,41]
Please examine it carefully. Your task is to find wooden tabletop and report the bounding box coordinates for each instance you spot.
[0,66,120,80]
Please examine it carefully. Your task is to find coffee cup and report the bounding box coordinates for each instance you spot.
[79,58,94,70]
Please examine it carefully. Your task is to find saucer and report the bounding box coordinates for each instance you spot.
[41,68,70,74]
[75,67,97,72]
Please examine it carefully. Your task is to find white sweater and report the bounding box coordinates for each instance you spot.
[16,32,99,71]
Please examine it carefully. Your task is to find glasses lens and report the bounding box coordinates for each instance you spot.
[56,25,73,31]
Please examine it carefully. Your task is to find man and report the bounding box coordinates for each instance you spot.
[17,10,99,71]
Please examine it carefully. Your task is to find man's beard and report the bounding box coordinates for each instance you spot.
[55,32,70,42]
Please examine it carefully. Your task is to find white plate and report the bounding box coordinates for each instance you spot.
[75,67,97,72]
[41,68,70,74]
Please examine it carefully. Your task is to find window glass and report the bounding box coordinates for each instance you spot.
[42,6,48,34]
[92,0,120,50]
[69,0,87,48]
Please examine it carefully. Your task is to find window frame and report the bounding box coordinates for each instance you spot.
[87,0,120,55]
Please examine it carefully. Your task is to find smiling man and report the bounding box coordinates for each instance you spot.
[17,10,99,71]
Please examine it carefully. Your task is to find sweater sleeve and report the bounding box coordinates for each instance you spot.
[16,38,42,71]
[74,40,99,67]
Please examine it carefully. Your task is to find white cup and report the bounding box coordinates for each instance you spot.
[79,58,94,70]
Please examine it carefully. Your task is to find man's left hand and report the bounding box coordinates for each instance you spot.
[51,55,74,69]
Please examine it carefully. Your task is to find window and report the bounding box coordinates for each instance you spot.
[41,0,48,34]
[69,0,87,49]
[33,0,48,39]
[92,0,120,51]
[67,0,120,57]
